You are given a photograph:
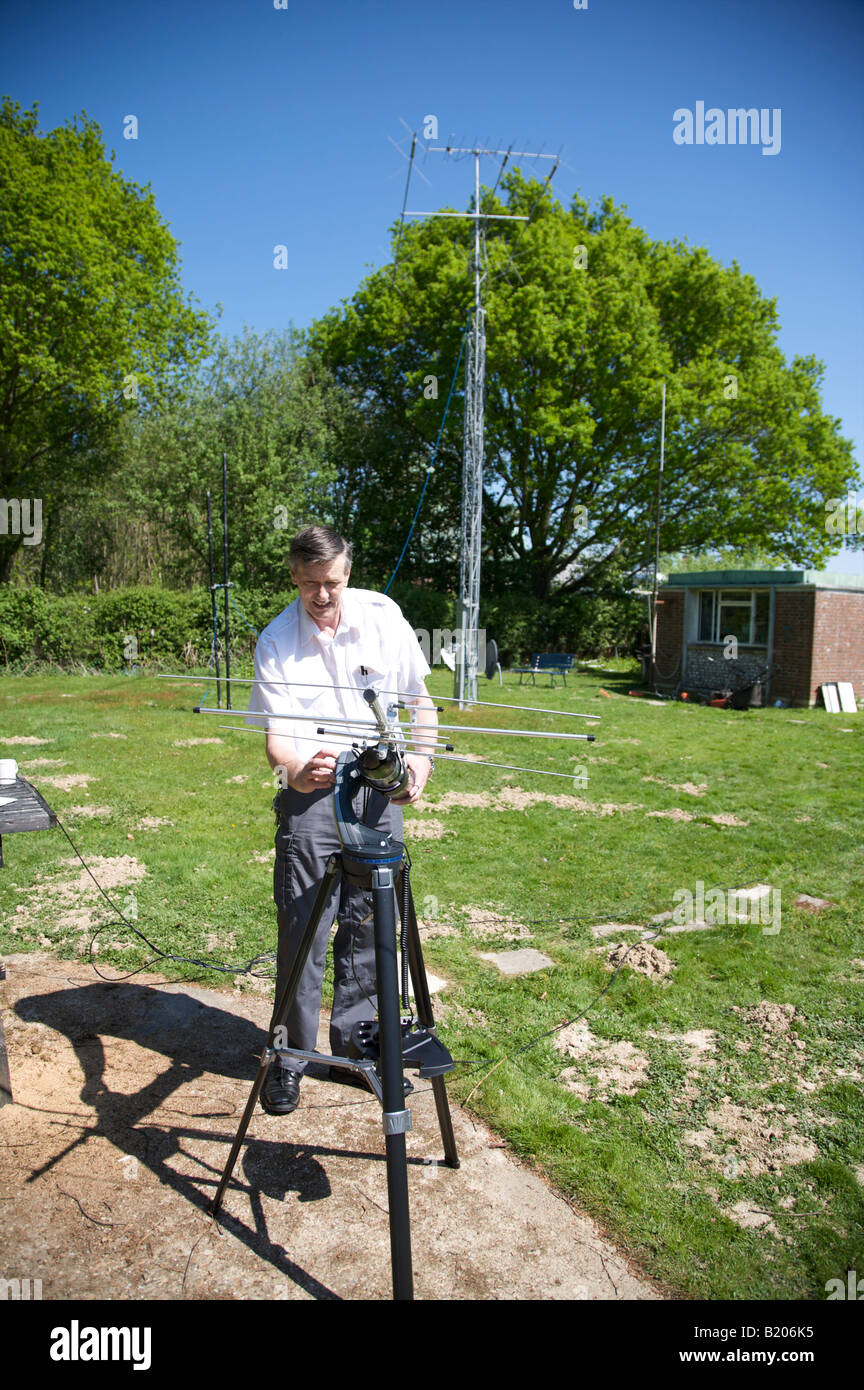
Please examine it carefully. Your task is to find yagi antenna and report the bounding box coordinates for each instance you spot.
[216,724,584,783]
[157,674,599,721]
[193,707,595,742]
[161,676,598,783]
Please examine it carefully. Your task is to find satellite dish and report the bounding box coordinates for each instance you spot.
[484,638,499,681]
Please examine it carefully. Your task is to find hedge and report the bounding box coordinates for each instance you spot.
[0,582,644,672]
[0,585,294,671]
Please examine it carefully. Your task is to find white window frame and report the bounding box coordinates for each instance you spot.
[696,589,770,646]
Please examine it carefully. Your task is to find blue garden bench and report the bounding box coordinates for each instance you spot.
[513,653,575,687]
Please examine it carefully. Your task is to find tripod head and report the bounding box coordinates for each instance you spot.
[333,689,412,856]
[351,688,413,798]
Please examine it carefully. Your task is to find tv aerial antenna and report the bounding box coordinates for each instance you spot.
[401,138,560,709]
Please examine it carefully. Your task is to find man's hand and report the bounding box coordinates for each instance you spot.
[390,753,431,806]
[290,748,340,793]
[266,732,339,793]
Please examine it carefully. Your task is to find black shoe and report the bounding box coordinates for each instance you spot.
[261,1059,301,1115]
[329,1066,414,1096]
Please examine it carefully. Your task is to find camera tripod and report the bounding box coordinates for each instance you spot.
[211,745,459,1301]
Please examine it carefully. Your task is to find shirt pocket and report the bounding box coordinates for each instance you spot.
[351,659,394,706]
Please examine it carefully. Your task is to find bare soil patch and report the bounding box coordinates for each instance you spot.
[554,1021,651,1101]
[650,1028,718,1070]
[607,942,675,980]
[403,817,447,840]
[671,1002,825,1177]
[643,776,707,797]
[591,922,651,939]
[464,906,533,940]
[434,999,489,1031]
[416,916,458,940]
[37,774,97,792]
[723,1202,780,1237]
[684,1099,818,1178]
[249,848,276,864]
[427,787,641,817]
[6,856,146,952]
[428,791,493,811]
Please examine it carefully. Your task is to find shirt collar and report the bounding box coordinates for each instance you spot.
[339,587,362,636]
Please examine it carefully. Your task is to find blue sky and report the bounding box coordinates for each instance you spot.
[4,0,863,568]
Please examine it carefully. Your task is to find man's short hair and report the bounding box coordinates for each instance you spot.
[289,526,352,571]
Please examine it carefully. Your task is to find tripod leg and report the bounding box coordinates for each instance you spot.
[399,869,460,1169]
[371,863,413,1301]
[210,853,341,1218]
[209,1047,273,1220]
[428,1077,459,1170]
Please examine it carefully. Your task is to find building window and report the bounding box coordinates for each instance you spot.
[697,590,769,645]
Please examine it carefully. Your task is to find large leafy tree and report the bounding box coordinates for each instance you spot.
[312,170,858,600]
[0,98,212,580]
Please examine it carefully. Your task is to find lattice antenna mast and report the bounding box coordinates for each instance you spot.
[406,144,556,706]
[459,150,486,710]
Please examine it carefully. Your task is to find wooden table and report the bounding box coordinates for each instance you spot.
[0,775,57,869]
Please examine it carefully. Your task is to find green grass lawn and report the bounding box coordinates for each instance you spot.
[2,668,862,1299]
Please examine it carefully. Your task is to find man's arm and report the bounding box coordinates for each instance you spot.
[391,682,438,806]
[251,627,340,793]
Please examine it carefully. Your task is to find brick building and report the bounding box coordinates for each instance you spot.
[652,570,864,707]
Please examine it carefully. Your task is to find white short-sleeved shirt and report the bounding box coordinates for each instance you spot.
[245,587,431,759]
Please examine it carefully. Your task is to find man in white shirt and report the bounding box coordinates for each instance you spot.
[247,525,437,1114]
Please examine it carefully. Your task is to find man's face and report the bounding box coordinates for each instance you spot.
[291,553,351,629]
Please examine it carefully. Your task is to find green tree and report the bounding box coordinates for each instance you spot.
[311,170,858,600]
[111,328,343,593]
[8,326,346,595]
[0,98,212,580]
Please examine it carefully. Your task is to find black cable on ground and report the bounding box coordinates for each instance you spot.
[51,814,276,984]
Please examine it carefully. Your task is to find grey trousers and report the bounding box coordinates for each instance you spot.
[270,783,403,1075]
